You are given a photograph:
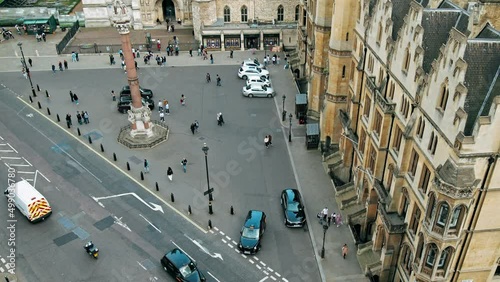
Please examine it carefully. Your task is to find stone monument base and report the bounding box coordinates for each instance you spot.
[118,120,169,149]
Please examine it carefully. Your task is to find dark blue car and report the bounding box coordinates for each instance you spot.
[281,189,306,227]
[238,210,267,255]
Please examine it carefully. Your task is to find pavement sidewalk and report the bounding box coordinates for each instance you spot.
[0,35,367,282]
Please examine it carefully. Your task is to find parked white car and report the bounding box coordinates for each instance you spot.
[242,59,265,69]
[242,84,275,98]
[246,76,271,87]
[238,67,270,80]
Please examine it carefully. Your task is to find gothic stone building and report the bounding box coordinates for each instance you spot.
[82,0,300,50]
[297,0,500,281]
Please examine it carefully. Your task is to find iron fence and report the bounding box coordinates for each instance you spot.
[55,21,80,55]
[61,42,200,55]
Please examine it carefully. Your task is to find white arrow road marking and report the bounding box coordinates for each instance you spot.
[92,192,164,213]
[184,234,223,261]
[139,214,162,233]
[112,215,131,232]
[26,113,33,118]
[258,277,269,282]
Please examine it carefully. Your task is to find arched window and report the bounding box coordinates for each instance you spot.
[377,23,382,44]
[295,5,300,21]
[439,84,449,111]
[425,244,438,267]
[224,6,231,23]
[438,247,454,275]
[415,233,425,265]
[277,5,284,21]
[400,245,413,276]
[426,192,436,223]
[436,202,449,227]
[403,47,411,72]
[449,205,465,234]
[241,6,248,22]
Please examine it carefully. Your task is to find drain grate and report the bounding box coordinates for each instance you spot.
[54,232,78,246]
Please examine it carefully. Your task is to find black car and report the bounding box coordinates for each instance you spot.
[280,189,306,227]
[117,96,154,113]
[238,210,266,255]
[120,85,154,98]
[160,248,206,282]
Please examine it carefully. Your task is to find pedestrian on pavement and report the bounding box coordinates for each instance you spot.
[180,94,186,106]
[264,135,269,148]
[109,54,115,65]
[28,57,32,67]
[194,120,199,132]
[217,112,225,126]
[76,111,83,125]
[206,73,211,83]
[342,244,349,259]
[319,207,328,224]
[330,212,336,227]
[73,93,79,105]
[181,158,187,173]
[268,135,272,146]
[162,56,166,67]
[144,159,150,173]
[336,213,343,227]
[327,213,332,226]
[42,33,46,42]
[83,111,89,124]
[277,55,280,65]
[111,90,116,101]
[190,123,196,134]
[22,68,27,79]
[65,113,72,128]
[64,60,68,70]
[216,74,221,86]
[230,50,233,58]
[197,47,201,56]
[52,64,56,73]
[158,100,163,112]
[71,51,76,62]
[160,111,165,122]
[58,61,63,71]
[70,91,74,102]
[165,101,170,115]
[167,167,173,181]
[189,48,193,57]
[210,54,214,64]
[75,52,79,62]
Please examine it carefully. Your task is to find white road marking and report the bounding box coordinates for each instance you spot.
[1,258,5,263]
[234,248,240,254]
[139,214,161,233]
[209,230,214,234]
[0,135,4,140]
[7,144,18,153]
[254,257,259,261]
[170,241,196,262]
[0,150,14,153]
[93,193,164,213]
[267,267,274,272]
[263,270,269,275]
[282,278,289,282]
[258,277,268,282]
[228,244,233,249]
[137,261,147,270]
[207,271,221,282]
[249,259,255,264]
[232,240,237,245]
[24,178,34,181]
[34,170,50,184]
[184,234,223,260]
[112,215,131,232]
[55,186,60,191]
[213,227,219,231]
[22,157,32,166]
[275,273,281,277]
[241,254,247,259]
[221,239,227,244]
[35,50,40,57]
[16,171,34,174]
[0,267,3,272]
[0,157,21,160]
[270,276,277,281]
[260,261,266,266]
[256,265,262,270]
[7,163,30,167]
[219,231,225,236]
[225,235,231,241]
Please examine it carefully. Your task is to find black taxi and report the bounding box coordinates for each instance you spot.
[238,210,266,255]
[160,248,206,282]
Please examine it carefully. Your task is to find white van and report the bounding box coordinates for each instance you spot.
[246,76,271,87]
[4,180,52,222]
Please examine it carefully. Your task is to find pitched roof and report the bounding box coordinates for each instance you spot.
[462,40,500,135]
[390,0,412,41]
[436,159,476,188]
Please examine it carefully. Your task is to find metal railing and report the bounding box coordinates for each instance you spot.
[55,21,80,55]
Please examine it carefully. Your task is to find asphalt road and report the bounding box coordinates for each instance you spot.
[0,63,321,282]
[0,87,264,282]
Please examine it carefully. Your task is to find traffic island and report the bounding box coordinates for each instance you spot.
[117,120,169,149]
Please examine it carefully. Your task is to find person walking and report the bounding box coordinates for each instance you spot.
[167,167,173,181]
[190,123,196,134]
[28,58,32,67]
[189,48,193,57]
[336,213,343,227]
[70,91,74,102]
[206,73,211,83]
[144,159,150,173]
[22,68,27,79]
[319,207,328,224]
[160,111,165,122]
[71,51,76,62]
[216,74,221,86]
[73,93,79,105]
[342,244,349,259]
[58,61,63,71]
[180,94,186,106]
[83,111,89,124]
[194,120,199,132]
[111,90,116,101]
[268,134,273,146]
[75,52,79,62]
[158,100,163,112]
[181,158,187,173]
[264,135,269,148]
[165,101,170,115]
[52,64,56,73]
[65,113,72,128]
[230,50,233,58]
[330,212,336,227]
[63,60,68,70]
[76,111,83,125]
[210,54,214,64]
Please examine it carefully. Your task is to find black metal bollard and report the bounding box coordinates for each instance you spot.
[230,206,234,215]
[37,84,41,91]
[126,162,130,171]
[208,220,212,229]
[29,96,33,103]
[155,182,159,191]
[100,144,104,152]
[32,88,37,97]
[56,114,60,122]
[113,153,117,161]
[188,205,192,215]
[170,193,175,202]
[209,201,213,215]
[88,135,92,144]
[140,171,144,180]
[77,128,81,136]
[37,101,41,109]
[47,108,51,115]
[45,90,49,98]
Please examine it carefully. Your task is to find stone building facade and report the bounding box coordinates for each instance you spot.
[82,0,299,50]
[298,0,500,281]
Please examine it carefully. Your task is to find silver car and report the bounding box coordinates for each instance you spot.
[238,67,270,80]
[246,76,271,87]
[242,84,275,98]
[242,59,265,69]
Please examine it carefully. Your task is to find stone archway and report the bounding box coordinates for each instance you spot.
[163,0,175,20]
[153,0,182,23]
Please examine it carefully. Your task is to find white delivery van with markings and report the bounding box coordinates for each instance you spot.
[4,180,52,223]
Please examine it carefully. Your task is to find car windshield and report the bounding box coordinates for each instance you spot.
[179,263,195,277]
[242,227,259,239]
[287,202,300,212]
[256,68,262,72]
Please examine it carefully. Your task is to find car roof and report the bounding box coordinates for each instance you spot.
[245,210,265,228]
[165,248,191,267]
[284,189,301,202]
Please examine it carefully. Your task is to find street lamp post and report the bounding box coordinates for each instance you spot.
[321,223,329,258]
[288,113,292,142]
[17,42,36,97]
[282,95,286,121]
[202,143,214,214]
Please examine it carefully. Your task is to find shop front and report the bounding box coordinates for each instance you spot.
[224,35,241,50]
[263,34,279,47]
[244,34,259,50]
[203,35,221,50]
